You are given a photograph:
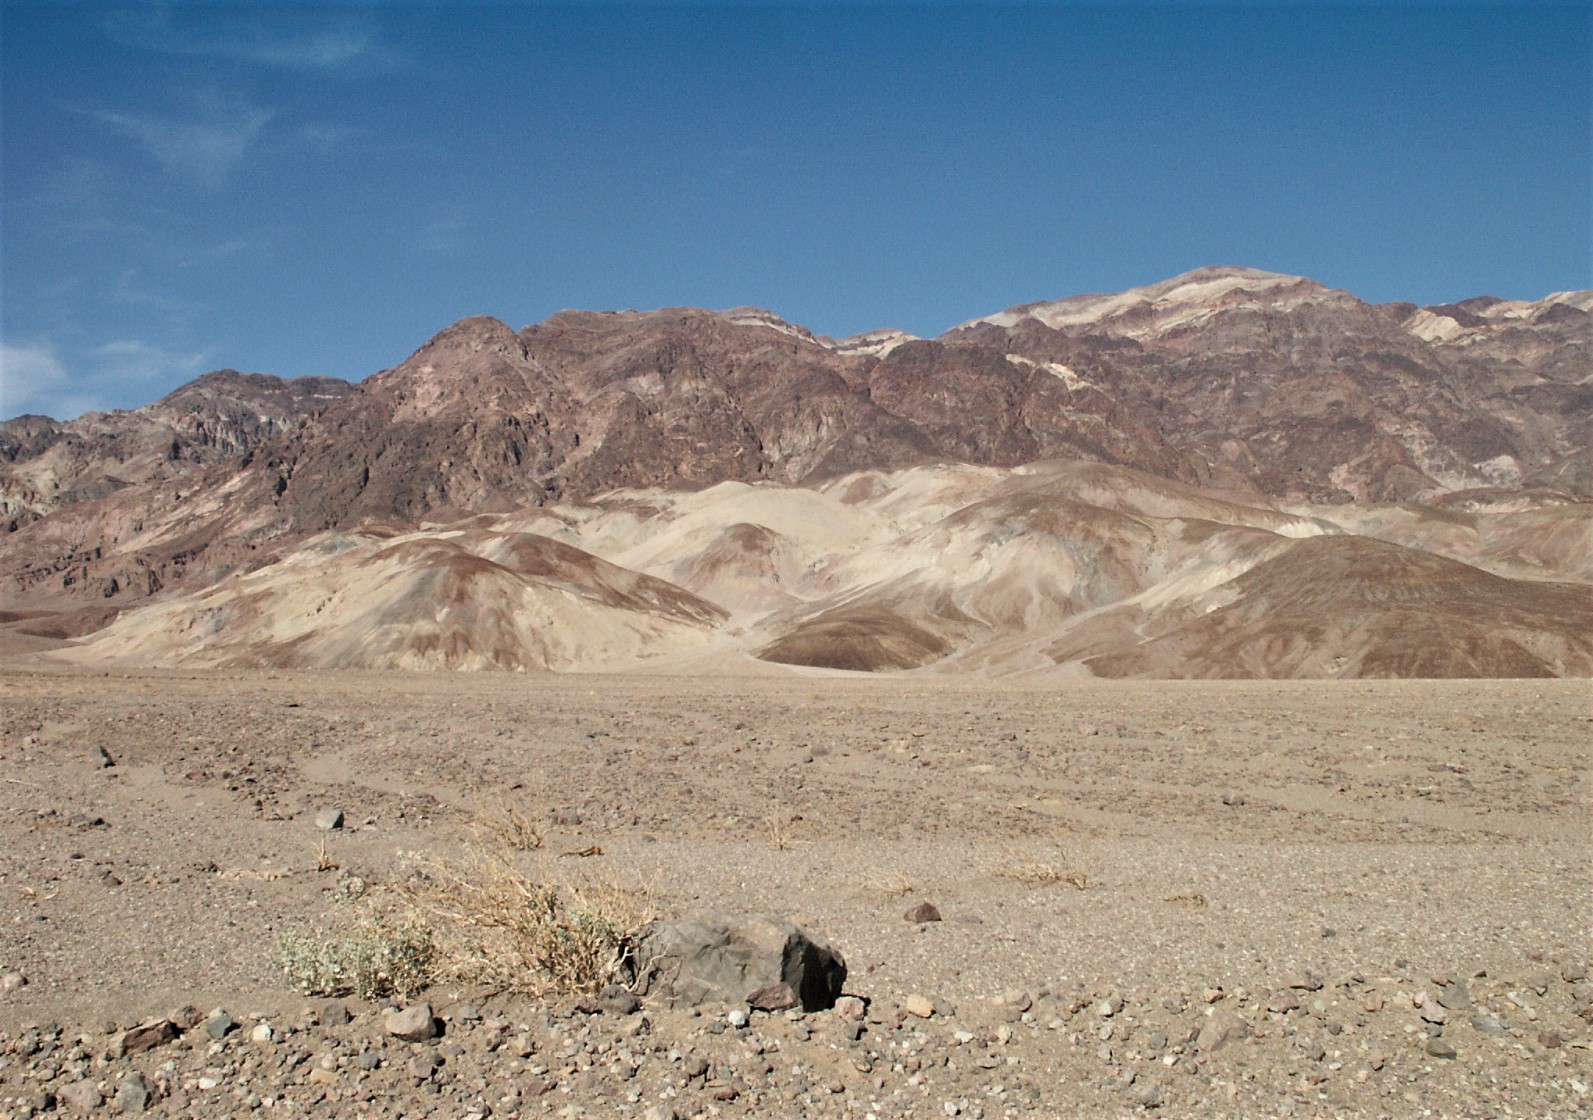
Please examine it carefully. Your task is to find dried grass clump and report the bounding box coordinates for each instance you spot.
[472,798,545,853]
[994,830,1089,890]
[402,843,653,997]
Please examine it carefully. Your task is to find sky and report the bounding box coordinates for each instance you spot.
[1,2,1589,420]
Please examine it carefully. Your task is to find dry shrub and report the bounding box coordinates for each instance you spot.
[401,842,653,997]
[994,830,1089,890]
[472,797,545,852]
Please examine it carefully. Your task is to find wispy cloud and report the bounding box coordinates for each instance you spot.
[0,342,80,418]
[0,337,213,421]
[90,340,212,388]
[80,91,275,189]
[102,8,399,72]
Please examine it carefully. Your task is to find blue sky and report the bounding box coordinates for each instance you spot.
[2,2,1589,420]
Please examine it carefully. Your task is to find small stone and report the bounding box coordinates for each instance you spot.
[905,902,942,923]
[904,995,935,1018]
[59,1081,103,1112]
[314,808,344,831]
[116,1072,150,1113]
[1287,973,1323,992]
[406,1053,439,1080]
[320,999,352,1026]
[1437,982,1472,1011]
[747,982,798,1012]
[95,745,116,768]
[596,984,641,1015]
[357,1051,381,1071]
[250,1022,274,1044]
[727,1008,749,1029]
[1424,1037,1457,1059]
[167,1005,203,1031]
[1135,1082,1164,1109]
[642,1107,678,1120]
[1470,1015,1504,1036]
[385,1004,439,1042]
[1538,1031,1563,1049]
[307,1067,339,1086]
[453,1003,481,1022]
[1196,1009,1249,1052]
[1419,1004,1448,1025]
[0,971,27,992]
[116,1017,178,1055]
[205,1011,237,1040]
[1561,961,1587,983]
[834,995,866,1022]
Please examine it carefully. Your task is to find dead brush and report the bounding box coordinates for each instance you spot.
[471,797,545,853]
[994,830,1089,890]
[399,840,654,997]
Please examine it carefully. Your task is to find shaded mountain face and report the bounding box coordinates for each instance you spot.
[0,371,351,531]
[1,266,1588,626]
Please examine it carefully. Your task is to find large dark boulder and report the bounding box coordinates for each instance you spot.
[630,912,847,1012]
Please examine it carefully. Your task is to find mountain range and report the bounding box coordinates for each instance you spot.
[3,265,1589,678]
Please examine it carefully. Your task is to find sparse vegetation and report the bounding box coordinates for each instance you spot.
[473,797,545,852]
[399,840,653,997]
[995,831,1089,890]
[277,916,435,1000]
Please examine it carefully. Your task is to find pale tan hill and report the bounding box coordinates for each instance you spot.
[60,526,726,671]
[1079,535,1593,679]
[30,459,1593,679]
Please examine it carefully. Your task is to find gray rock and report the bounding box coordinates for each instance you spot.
[596,984,640,1015]
[320,999,352,1026]
[205,1011,237,1040]
[95,745,116,769]
[1195,1009,1249,1052]
[1437,982,1472,1011]
[384,1004,439,1042]
[116,1073,150,1113]
[642,1106,678,1120]
[631,912,846,1012]
[1425,1037,1457,1059]
[356,1051,381,1071]
[314,808,344,831]
[904,902,942,923]
[59,1081,103,1112]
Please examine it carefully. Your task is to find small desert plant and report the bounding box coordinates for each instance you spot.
[994,830,1089,890]
[473,798,544,852]
[401,842,652,997]
[277,916,435,1000]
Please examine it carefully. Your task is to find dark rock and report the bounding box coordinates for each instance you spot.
[113,1017,176,1056]
[116,1072,150,1113]
[597,984,641,1015]
[320,1000,352,1026]
[747,982,799,1011]
[904,902,942,923]
[631,912,846,1012]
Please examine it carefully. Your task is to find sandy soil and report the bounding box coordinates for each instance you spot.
[1,666,1588,1119]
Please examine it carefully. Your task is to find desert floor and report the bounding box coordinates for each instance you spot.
[1,665,1588,1119]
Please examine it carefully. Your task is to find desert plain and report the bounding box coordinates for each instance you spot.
[1,663,1588,1119]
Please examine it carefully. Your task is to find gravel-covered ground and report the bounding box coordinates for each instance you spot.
[1,666,1588,1119]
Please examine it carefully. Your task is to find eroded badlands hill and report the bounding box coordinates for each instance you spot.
[3,267,1589,678]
